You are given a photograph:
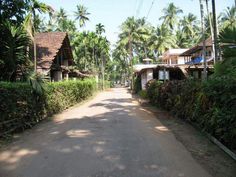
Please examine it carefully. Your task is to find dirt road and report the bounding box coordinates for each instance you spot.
[0,88,212,177]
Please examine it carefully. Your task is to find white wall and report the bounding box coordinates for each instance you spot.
[141,69,153,90]
[178,56,185,64]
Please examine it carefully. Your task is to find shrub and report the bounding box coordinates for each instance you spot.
[138,90,148,99]
[134,76,141,94]
[146,79,162,105]
[144,76,236,150]
[0,79,97,138]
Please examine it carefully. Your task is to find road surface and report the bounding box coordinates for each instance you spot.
[0,88,212,177]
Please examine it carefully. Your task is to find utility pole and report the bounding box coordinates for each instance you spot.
[199,0,207,80]
[101,53,105,90]
[212,0,219,61]
[205,0,215,64]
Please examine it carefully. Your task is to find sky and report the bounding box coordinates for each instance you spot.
[41,0,234,46]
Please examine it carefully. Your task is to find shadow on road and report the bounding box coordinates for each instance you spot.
[0,94,172,177]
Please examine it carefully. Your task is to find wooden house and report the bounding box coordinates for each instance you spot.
[180,37,214,79]
[180,37,214,65]
[35,32,73,81]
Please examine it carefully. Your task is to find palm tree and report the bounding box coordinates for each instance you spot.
[181,13,199,38]
[55,8,68,31]
[96,23,105,35]
[149,24,176,55]
[74,5,90,28]
[159,3,183,30]
[221,6,236,28]
[24,0,53,72]
[119,17,144,89]
[199,0,207,79]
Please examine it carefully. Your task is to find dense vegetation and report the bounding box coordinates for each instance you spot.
[0,79,97,138]
[112,2,236,83]
[0,0,112,82]
[143,25,236,150]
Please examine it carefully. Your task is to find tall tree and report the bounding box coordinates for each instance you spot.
[96,23,105,35]
[25,0,53,72]
[199,0,207,79]
[74,5,90,28]
[149,24,176,55]
[221,5,236,28]
[55,8,68,31]
[159,3,183,30]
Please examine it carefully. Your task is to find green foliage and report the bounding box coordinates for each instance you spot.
[0,79,97,138]
[28,72,45,96]
[145,78,236,150]
[97,80,111,90]
[219,25,236,58]
[138,90,148,99]
[133,76,141,94]
[0,21,32,81]
[72,31,110,73]
[146,79,162,105]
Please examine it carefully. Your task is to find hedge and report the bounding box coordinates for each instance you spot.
[146,78,236,151]
[0,79,97,138]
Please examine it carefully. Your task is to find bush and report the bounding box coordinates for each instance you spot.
[146,79,162,105]
[134,76,141,94]
[145,78,236,150]
[0,79,97,137]
[138,90,148,99]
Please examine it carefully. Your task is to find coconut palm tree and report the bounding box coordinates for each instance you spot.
[199,0,207,79]
[96,23,105,35]
[181,13,199,38]
[159,3,183,30]
[149,24,176,55]
[221,5,236,28]
[24,0,53,72]
[74,5,90,28]
[55,8,68,31]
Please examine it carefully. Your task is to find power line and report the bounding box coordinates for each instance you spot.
[133,0,138,17]
[135,0,144,18]
[146,0,155,19]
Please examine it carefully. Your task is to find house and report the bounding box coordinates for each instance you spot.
[180,37,214,79]
[134,63,157,90]
[161,49,189,65]
[180,37,214,65]
[134,62,185,90]
[35,32,73,81]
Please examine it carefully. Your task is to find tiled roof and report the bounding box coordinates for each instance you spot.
[162,49,189,60]
[35,32,70,69]
[180,37,212,56]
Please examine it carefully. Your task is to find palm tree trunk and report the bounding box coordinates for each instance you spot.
[205,0,216,64]
[129,32,134,90]
[199,0,207,80]
[212,0,219,61]
[33,11,37,73]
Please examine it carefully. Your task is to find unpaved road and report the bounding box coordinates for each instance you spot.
[0,88,212,177]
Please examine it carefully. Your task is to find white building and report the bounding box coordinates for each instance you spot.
[162,49,189,65]
[133,64,157,90]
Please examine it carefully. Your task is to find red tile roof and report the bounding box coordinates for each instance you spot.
[35,32,72,69]
[180,37,212,56]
